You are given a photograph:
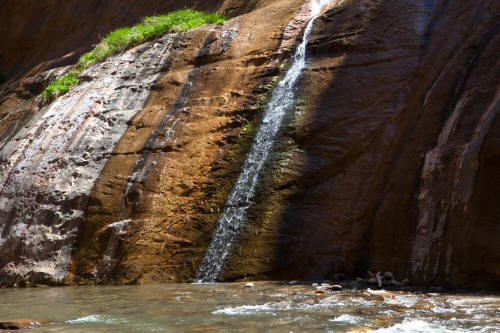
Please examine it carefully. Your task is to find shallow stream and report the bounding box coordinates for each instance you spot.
[1,282,499,332]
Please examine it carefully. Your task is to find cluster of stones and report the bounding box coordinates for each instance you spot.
[241,277,413,297]
[364,271,409,288]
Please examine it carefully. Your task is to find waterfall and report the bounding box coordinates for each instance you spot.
[196,0,331,282]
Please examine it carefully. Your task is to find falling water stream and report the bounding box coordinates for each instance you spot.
[196,0,332,282]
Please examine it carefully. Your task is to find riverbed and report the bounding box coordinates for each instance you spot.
[0,282,498,332]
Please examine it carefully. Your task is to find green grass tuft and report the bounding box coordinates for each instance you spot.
[41,70,80,101]
[79,9,226,67]
[42,9,225,101]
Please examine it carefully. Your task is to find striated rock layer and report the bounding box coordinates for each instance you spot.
[0,0,499,289]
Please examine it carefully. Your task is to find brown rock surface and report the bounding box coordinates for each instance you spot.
[224,0,499,289]
[0,0,498,289]
[67,0,309,285]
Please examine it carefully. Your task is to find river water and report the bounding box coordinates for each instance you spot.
[0,282,498,332]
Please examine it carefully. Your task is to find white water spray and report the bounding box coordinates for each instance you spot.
[196,0,331,282]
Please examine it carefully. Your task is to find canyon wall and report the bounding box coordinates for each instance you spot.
[0,0,498,289]
[0,0,267,80]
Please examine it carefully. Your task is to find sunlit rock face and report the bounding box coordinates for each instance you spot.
[0,32,181,283]
[0,0,307,285]
[0,0,498,289]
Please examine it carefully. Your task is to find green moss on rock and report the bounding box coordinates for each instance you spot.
[41,9,225,102]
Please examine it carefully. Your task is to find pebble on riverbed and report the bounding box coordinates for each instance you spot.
[315,284,343,291]
[313,289,327,295]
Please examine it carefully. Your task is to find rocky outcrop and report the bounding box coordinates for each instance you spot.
[0,0,498,289]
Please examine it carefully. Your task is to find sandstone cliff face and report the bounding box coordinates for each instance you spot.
[0,0,498,289]
[227,0,499,289]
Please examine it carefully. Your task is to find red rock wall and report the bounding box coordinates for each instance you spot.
[0,0,498,289]
[232,0,499,289]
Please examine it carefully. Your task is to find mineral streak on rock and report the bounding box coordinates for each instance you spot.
[92,219,132,279]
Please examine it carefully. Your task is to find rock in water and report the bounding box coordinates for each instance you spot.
[389,279,403,286]
[366,289,394,297]
[0,320,48,330]
[375,272,383,288]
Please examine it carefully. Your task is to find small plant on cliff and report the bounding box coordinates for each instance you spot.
[42,9,225,101]
[41,69,81,100]
[80,9,225,67]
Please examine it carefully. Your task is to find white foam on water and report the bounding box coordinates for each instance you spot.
[364,317,500,333]
[66,314,123,325]
[329,314,362,324]
[382,294,419,307]
[66,315,104,324]
[213,302,284,316]
[366,318,451,333]
[213,295,374,317]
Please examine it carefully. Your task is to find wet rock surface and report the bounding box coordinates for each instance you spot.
[0,0,499,289]
[0,319,49,330]
[220,0,500,289]
[0,31,193,284]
